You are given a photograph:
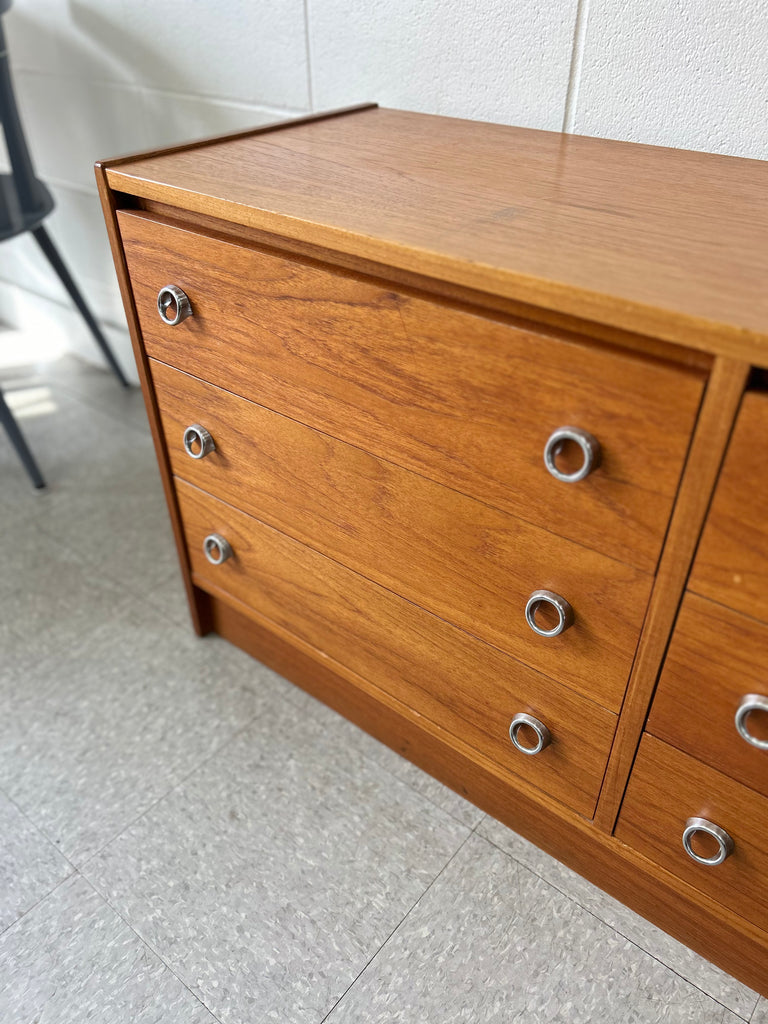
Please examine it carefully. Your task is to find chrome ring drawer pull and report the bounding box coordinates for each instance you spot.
[682,817,734,866]
[203,533,233,565]
[735,694,768,750]
[509,713,551,756]
[544,426,601,483]
[183,424,216,460]
[157,284,193,325]
[525,590,574,637]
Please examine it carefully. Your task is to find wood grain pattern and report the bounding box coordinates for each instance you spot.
[136,197,715,374]
[155,361,652,709]
[690,390,768,623]
[206,592,768,997]
[93,169,207,634]
[648,593,768,798]
[175,477,617,816]
[123,211,704,574]
[615,734,768,933]
[105,108,768,361]
[95,104,377,173]
[98,107,768,994]
[592,357,750,830]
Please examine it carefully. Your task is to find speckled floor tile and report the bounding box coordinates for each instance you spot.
[286,676,485,830]
[1,346,758,1022]
[0,874,216,1024]
[0,599,294,865]
[0,367,175,592]
[0,368,135,483]
[0,791,73,934]
[142,566,196,628]
[27,425,178,594]
[83,696,470,1024]
[41,354,149,431]
[325,833,743,1024]
[1,520,133,670]
[478,816,760,1018]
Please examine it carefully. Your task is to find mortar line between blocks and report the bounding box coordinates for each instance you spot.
[303,0,315,111]
[562,0,590,134]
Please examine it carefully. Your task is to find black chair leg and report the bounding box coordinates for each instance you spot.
[0,386,45,488]
[31,225,130,388]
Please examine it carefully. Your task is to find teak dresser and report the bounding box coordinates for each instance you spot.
[97,105,768,994]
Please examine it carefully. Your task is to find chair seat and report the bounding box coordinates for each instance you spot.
[0,173,54,242]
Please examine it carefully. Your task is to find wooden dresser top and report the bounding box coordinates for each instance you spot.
[101,105,768,362]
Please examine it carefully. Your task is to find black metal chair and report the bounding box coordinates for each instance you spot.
[1,0,129,488]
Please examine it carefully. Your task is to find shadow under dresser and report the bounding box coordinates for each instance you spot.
[96,105,768,995]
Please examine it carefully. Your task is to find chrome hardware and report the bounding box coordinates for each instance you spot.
[509,713,551,756]
[682,817,734,866]
[525,590,574,637]
[183,424,216,460]
[157,285,192,325]
[544,426,601,483]
[203,533,232,565]
[735,694,768,750]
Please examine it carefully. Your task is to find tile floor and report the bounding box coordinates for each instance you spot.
[0,332,765,1023]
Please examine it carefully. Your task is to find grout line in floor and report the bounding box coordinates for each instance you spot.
[75,696,285,876]
[318,830,475,1024]
[0,872,76,943]
[3,354,759,1021]
[478,829,759,1020]
[285,691,482,833]
[76,873,225,1024]
[358,761,480,832]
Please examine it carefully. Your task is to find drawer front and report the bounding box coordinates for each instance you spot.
[615,735,768,931]
[690,391,768,623]
[156,361,651,711]
[648,593,768,798]
[121,210,704,574]
[176,478,617,817]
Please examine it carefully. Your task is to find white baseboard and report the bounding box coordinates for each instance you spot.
[0,280,139,386]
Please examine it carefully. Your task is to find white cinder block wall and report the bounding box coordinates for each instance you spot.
[1,0,765,381]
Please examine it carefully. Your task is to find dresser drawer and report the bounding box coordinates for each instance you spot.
[690,391,768,623]
[176,478,616,817]
[615,735,768,931]
[156,361,651,710]
[121,210,704,574]
[648,593,768,798]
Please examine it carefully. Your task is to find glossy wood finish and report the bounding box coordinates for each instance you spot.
[94,170,206,633]
[176,479,617,816]
[648,593,768,798]
[206,592,768,996]
[124,212,704,573]
[98,107,768,998]
[616,734,768,933]
[155,361,651,709]
[137,197,715,375]
[94,106,376,636]
[96,104,378,176]
[105,108,768,362]
[690,391,768,623]
[592,357,750,830]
